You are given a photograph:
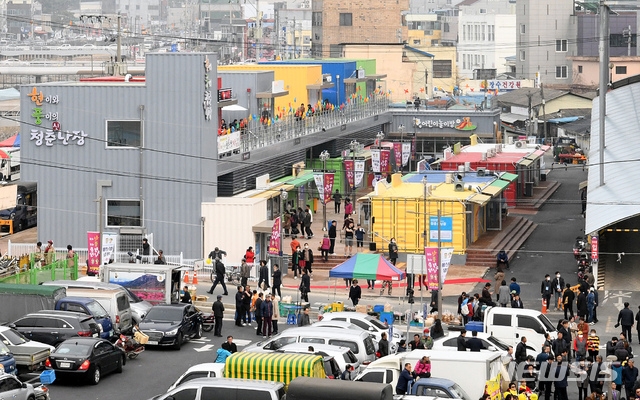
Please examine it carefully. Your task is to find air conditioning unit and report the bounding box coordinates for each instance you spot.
[535,144,541,150]
[464,162,471,171]
[455,170,465,181]
[454,182,465,191]
[481,152,487,161]
[515,140,527,148]
[477,167,486,176]
[445,173,453,184]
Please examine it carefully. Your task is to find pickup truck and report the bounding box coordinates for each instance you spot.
[403,378,472,400]
[0,341,16,375]
[0,326,53,373]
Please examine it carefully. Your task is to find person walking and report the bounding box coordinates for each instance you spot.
[213,294,225,337]
[254,293,264,336]
[234,286,244,327]
[551,272,565,311]
[348,279,361,306]
[494,267,505,299]
[553,354,570,400]
[380,279,392,296]
[299,268,311,303]
[622,357,639,399]
[355,223,366,253]
[509,277,521,297]
[328,220,337,255]
[320,234,330,262]
[208,247,227,262]
[258,260,270,291]
[271,264,282,298]
[297,307,310,327]
[378,332,389,358]
[572,359,589,400]
[344,198,353,220]
[577,289,588,321]
[616,302,634,343]
[260,293,274,338]
[242,285,252,326]
[271,295,279,335]
[635,306,640,344]
[344,221,355,257]
[515,337,528,364]
[541,274,553,312]
[562,284,575,320]
[240,258,251,287]
[587,288,596,324]
[302,243,314,277]
[592,286,600,323]
[333,189,342,214]
[304,205,314,239]
[388,238,398,265]
[207,258,229,295]
[587,329,600,359]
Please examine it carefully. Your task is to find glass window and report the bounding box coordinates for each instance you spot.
[492,314,511,326]
[555,39,567,52]
[106,120,141,147]
[168,388,198,400]
[433,60,452,78]
[179,371,209,385]
[578,65,583,73]
[329,339,358,353]
[616,66,627,75]
[242,390,272,400]
[117,294,130,311]
[36,318,62,328]
[518,316,545,334]
[442,338,457,347]
[418,387,452,397]
[351,319,369,330]
[520,50,526,61]
[65,303,89,314]
[301,338,325,344]
[267,336,297,350]
[13,317,38,327]
[312,12,322,26]
[107,200,141,227]
[359,371,384,383]
[0,376,21,392]
[520,24,525,34]
[339,13,352,26]
[555,66,568,79]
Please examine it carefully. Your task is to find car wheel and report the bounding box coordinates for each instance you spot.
[116,356,124,373]
[173,333,183,350]
[195,323,203,339]
[90,366,101,385]
[27,396,35,400]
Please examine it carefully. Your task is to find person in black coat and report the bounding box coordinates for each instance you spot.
[299,269,311,302]
[271,264,282,298]
[456,330,467,351]
[234,286,244,327]
[553,354,570,400]
[348,279,362,306]
[388,239,399,265]
[212,294,225,337]
[616,302,635,343]
[466,330,484,352]
[576,290,588,320]
[562,283,575,320]
[208,259,228,295]
[258,260,270,291]
[328,220,337,254]
[515,337,528,363]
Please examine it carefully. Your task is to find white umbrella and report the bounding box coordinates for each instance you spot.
[221,104,248,111]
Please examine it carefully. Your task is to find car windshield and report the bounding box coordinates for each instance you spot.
[3,329,28,345]
[55,342,92,356]
[366,316,387,330]
[86,301,110,319]
[0,341,10,355]
[450,383,472,400]
[144,307,183,323]
[124,287,143,303]
[344,350,358,363]
[486,336,510,351]
[538,314,556,332]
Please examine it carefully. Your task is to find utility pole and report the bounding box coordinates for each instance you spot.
[293,17,297,59]
[623,25,632,56]
[598,1,609,187]
[437,205,443,319]
[541,83,547,142]
[526,91,534,137]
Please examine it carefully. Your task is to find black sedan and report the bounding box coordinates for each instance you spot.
[138,303,203,350]
[45,337,125,385]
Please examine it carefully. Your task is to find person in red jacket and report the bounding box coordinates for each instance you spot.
[245,247,255,264]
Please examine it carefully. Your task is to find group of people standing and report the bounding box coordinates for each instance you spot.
[282,205,314,240]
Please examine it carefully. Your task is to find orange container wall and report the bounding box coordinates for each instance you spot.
[218,65,323,110]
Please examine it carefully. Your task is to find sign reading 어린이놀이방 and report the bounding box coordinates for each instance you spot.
[203,56,212,121]
[413,117,477,131]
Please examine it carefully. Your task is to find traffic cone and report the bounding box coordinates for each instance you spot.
[541,298,547,314]
[192,270,198,284]
[183,271,190,284]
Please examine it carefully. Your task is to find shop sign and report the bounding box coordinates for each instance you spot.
[591,236,598,261]
[487,80,522,91]
[217,131,241,154]
[414,117,477,131]
[429,216,453,242]
[30,129,87,147]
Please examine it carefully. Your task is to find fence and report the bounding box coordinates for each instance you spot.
[0,255,79,285]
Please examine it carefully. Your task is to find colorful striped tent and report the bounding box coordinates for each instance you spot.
[329,253,406,281]
[224,352,326,388]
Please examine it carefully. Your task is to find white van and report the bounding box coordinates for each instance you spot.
[153,378,285,400]
[65,288,133,333]
[167,363,225,391]
[277,343,362,373]
[242,327,377,365]
[482,307,557,352]
[318,312,402,352]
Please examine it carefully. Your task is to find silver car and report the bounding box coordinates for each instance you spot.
[0,372,50,400]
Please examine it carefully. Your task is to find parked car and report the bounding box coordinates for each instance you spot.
[55,297,114,339]
[0,326,53,373]
[138,304,203,349]
[10,310,102,347]
[0,340,17,375]
[167,363,225,391]
[45,337,125,385]
[432,331,538,357]
[0,326,54,352]
[276,343,362,373]
[318,312,401,352]
[0,371,50,400]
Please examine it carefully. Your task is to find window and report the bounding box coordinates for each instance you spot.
[339,13,352,26]
[444,23,449,33]
[328,339,358,353]
[413,39,421,45]
[442,338,457,347]
[616,66,627,75]
[0,376,22,392]
[36,317,62,328]
[555,66,568,79]
[488,25,495,41]
[266,336,296,350]
[417,387,451,397]
[555,39,567,52]
[65,304,89,314]
[202,387,235,400]
[578,65,583,73]
[433,60,452,78]
[107,200,142,227]
[106,120,141,147]
[520,24,526,34]
[178,372,209,385]
[360,371,385,383]
[481,24,485,41]
[301,337,325,344]
[519,50,526,61]
[492,314,511,326]
[312,12,322,27]
[169,388,198,400]
[518,316,545,334]
[350,319,370,330]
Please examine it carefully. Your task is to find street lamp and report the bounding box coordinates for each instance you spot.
[279,188,287,271]
[349,140,360,201]
[319,150,330,231]
[376,131,385,181]
[398,124,405,174]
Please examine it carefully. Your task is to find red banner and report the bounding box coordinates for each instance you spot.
[424,247,439,291]
[380,149,391,173]
[324,172,335,204]
[393,143,402,169]
[87,232,100,275]
[268,217,281,255]
[591,236,598,261]
[344,159,354,188]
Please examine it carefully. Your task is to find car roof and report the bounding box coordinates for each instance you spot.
[43,280,125,291]
[281,326,370,337]
[25,310,92,319]
[59,296,101,304]
[313,320,359,328]
[64,288,124,296]
[151,303,190,310]
[278,343,352,353]
[176,378,284,390]
[181,363,226,374]
[321,312,372,320]
[57,337,106,345]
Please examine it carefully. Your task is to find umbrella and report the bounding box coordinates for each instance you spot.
[329,253,406,281]
[221,104,248,111]
[0,134,19,148]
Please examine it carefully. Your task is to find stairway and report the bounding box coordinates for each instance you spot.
[517,181,561,210]
[465,216,538,268]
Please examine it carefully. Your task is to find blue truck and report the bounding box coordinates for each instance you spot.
[0,340,17,375]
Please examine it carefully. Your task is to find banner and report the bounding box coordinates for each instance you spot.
[323,172,335,204]
[313,170,325,204]
[393,143,402,169]
[87,232,100,271]
[268,216,281,255]
[102,233,117,265]
[344,159,355,188]
[380,149,391,173]
[430,216,453,242]
[591,236,599,261]
[371,150,380,173]
[217,131,241,155]
[402,142,411,166]
[354,159,365,187]
[440,247,454,283]
[424,247,439,291]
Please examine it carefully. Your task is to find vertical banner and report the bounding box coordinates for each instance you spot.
[402,142,411,166]
[323,172,335,204]
[354,159,365,187]
[313,170,325,204]
[371,150,381,173]
[440,247,454,283]
[380,149,391,173]
[87,232,100,273]
[393,143,402,169]
[101,233,118,265]
[344,159,355,188]
[268,216,281,255]
[424,247,439,291]
[591,236,599,261]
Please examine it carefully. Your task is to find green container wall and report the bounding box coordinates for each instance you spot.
[354,59,376,95]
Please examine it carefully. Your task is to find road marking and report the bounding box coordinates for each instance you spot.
[193,344,215,352]
[234,339,252,347]
[602,290,632,306]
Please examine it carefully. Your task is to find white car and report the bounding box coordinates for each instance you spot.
[0,326,55,352]
[432,331,538,357]
[318,312,401,352]
[276,343,362,373]
[0,372,48,400]
[167,363,225,392]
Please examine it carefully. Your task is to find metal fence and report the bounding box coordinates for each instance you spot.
[230,94,389,155]
[0,255,79,284]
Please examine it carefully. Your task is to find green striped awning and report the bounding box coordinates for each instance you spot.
[224,351,326,388]
[518,158,534,167]
[499,172,518,182]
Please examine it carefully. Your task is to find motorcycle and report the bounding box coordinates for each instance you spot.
[573,236,590,260]
[576,253,591,269]
[202,312,215,332]
[115,328,145,359]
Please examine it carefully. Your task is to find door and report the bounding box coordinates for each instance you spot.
[0,375,24,398]
[115,294,133,332]
[34,317,63,345]
[487,312,516,345]
[93,341,117,374]
[12,317,38,341]
[516,315,546,350]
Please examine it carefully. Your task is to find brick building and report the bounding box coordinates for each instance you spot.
[311,0,409,58]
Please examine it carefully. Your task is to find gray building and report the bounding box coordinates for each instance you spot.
[577,12,637,57]
[20,53,218,258]
[515,0,577,86]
